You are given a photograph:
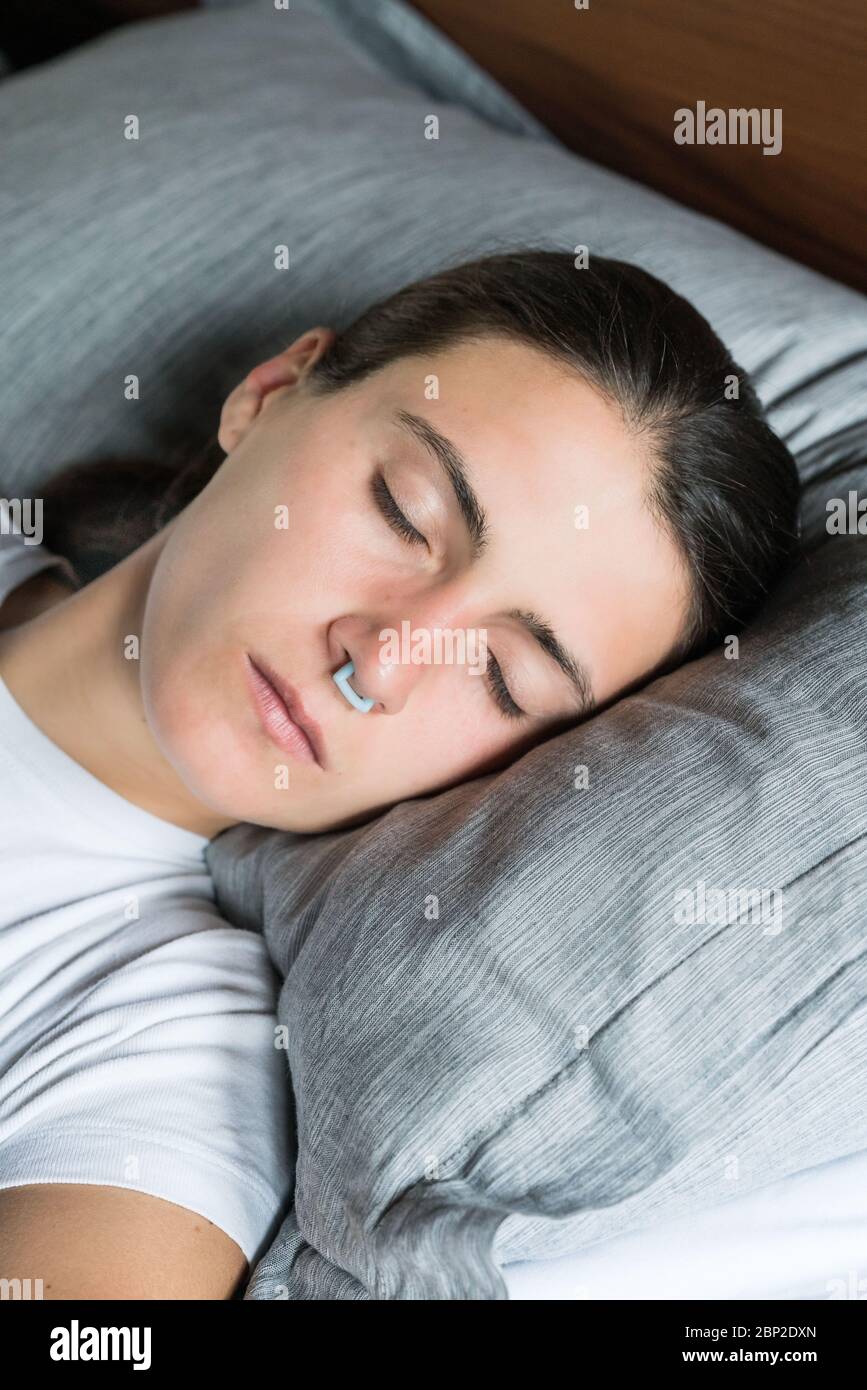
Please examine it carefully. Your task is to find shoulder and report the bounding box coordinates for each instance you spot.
[0,568,77,633]
[0,511,82,632]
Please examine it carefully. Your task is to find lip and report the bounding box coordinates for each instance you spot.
[244,652,326,769]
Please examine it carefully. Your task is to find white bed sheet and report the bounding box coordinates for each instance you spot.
[501,1149,867,1300]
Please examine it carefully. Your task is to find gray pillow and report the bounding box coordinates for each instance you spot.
[1,0,865,544]
[208,536,867,1299]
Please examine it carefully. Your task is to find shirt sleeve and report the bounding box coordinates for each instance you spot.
[0,913,296,1270]
[0,504,82,599]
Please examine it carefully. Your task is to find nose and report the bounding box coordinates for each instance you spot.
[329,596,472,715]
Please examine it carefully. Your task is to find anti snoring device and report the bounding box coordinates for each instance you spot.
[332,659,375,713]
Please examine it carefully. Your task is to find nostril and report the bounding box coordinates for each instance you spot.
[332,659,375,713]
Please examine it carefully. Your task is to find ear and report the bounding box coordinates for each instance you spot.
[217,326,336,454]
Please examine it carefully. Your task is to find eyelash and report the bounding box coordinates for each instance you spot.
[371,472,427,547]
[371,470,527,723]
[485,653,525,721]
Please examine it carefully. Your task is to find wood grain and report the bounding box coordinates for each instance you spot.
[410,0,867,292]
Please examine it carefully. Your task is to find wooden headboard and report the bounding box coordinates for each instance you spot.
[410,0,866,294]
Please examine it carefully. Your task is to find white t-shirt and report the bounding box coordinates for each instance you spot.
[0,519,292,1269]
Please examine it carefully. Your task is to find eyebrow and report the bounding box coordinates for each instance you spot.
[394,408,596,717]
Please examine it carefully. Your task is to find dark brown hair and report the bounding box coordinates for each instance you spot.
[36,248,801,668]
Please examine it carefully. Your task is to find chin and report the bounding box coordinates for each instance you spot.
[150,698,335,833]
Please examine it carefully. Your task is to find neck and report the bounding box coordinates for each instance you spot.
[0,520,236,841]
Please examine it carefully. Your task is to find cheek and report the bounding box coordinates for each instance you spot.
[138,602,257,814]
[372,678,526,791]
[139,639,217,777]
[150,672,279,820]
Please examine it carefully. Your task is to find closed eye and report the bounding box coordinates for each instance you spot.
[371,471,429,549]
[371,470,525,721]
[485,653,525,721]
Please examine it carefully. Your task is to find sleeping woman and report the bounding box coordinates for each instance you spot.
[0,248,801,1298]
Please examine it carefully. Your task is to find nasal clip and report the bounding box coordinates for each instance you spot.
[332,659,375,713]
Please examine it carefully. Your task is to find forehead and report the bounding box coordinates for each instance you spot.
[364,334,635,465]
[359,333,649,517]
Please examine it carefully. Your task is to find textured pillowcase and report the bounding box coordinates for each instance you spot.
[208,537,867,1299]
[2,0,866,1299]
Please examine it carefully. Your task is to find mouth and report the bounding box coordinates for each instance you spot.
[244,652,326,769]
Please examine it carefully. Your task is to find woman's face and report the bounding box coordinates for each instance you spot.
[141,330,691,832]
